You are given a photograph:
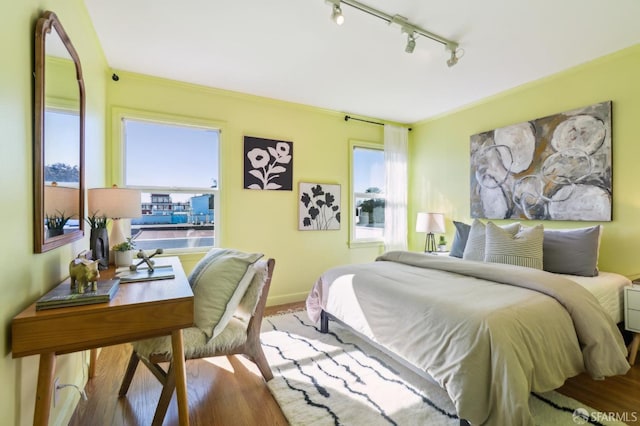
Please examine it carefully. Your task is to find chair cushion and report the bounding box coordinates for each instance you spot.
[133,318,249,360]
[189,248,263,340]
[235,259,270,322]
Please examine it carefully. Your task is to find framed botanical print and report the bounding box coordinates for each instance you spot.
[298,182,341,231]
[244,136,293,190]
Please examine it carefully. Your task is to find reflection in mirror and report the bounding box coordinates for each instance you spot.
[34,11,85,253]
[44,183,79,238]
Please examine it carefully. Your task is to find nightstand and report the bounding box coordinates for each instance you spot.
[624,285,640,365]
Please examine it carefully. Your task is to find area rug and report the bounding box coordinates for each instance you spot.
[260,311,627,426]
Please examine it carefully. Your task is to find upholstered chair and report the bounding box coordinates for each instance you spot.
[118,253,275,425]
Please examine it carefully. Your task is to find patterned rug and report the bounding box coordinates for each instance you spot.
[261,311,627,426]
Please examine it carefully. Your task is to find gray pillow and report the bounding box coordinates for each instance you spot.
[543,226,601,276]
[485,222,544,269]
[463,219,521,261]
[449,221,470,258]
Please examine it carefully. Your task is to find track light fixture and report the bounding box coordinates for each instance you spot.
[324,0,461,66]
[328,0,344,25]
[446,50,458,67]
[405,32,416,54]
[446,45,464,68]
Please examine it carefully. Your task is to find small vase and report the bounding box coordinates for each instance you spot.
[90,228,109,269]
[114,250,133,267]
[47,228,64,238]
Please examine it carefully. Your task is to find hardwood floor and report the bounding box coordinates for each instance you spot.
[558,355,640,425]
[70,302,640,425]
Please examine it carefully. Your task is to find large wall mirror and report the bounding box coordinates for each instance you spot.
[34,11,85,253]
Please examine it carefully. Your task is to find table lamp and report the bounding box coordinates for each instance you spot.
[44,182,79,238]
[416,212,445,253]
[88,185,141,267]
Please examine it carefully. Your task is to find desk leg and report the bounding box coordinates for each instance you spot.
[171,329,189,426]
[33,352,56,426]
[89,348,98,378]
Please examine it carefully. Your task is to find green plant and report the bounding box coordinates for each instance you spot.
[438,235,447,245]
[46,211,72,230]
[113,237,136,252]
[85,212,108,229]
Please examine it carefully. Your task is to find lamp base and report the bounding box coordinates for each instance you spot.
[424,233,437,253]
[90,228,109,270]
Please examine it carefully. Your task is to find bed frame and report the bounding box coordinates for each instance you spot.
[320,310,470,426]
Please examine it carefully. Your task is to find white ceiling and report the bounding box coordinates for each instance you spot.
[84,0,640,124]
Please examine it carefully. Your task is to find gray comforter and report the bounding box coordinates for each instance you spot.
[306,251,630,426]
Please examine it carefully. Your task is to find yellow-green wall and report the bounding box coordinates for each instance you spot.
[409,44,640,278]
[1,0,108,424]
[3,0,639,423]
[106,72,386,304]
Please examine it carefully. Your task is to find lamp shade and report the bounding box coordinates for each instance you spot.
[416,212,445,233]
[88,187,141,219]
[44,184,79,218]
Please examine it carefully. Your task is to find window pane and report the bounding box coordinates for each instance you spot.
[353,147,385,194]
[132,192,215,250]
[354,196,385,240]
[122,117,220,251]
[352,146,385,242]
[124,119,219,189]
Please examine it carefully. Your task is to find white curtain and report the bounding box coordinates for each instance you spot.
[383,124,408,251]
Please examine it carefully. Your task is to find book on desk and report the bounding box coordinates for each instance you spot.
[116,264,175,283]
[36,278,120,310]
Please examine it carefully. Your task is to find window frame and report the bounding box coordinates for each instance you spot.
[349,139,385,248]
[111,107,224,254]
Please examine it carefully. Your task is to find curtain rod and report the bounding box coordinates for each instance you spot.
[344,115,412,131]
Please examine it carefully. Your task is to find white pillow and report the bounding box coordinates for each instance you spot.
[189,248,263,340]
[462,219,521,261]
[485,222,544,269]
[235,259,270,322]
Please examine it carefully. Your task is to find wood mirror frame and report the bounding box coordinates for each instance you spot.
[34,11,85,253]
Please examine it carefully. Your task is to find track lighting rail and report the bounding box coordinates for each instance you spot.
[326,0,462,66]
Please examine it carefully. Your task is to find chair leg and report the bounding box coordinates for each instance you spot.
[118,350,141,397]
[252,346,273,381]
[152,361,177,426]
[244,336,273,381]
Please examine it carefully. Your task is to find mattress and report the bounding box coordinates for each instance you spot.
[563,271,631,323]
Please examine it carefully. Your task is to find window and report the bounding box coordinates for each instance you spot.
[350,142,385,245]
[121,116,220,252]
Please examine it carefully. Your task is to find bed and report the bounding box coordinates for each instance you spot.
[306,250,631,426]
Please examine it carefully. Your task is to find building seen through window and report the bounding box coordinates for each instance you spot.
[123,118,219,251]
[352,144,385,242]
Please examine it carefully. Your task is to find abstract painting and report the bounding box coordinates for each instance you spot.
[470,101,612,221]
[298,182,341,231]
[244,136,293,190]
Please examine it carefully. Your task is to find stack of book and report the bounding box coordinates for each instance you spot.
[35,278,120,311]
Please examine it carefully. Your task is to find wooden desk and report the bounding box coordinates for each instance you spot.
[12,256,194,426]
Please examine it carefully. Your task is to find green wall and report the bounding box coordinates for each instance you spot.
[1,0,108,424]
[409,44,640,278]
[106,72,386,305]
[3,0,639,423]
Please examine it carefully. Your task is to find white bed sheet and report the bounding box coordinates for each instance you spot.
[562,271,631,323]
